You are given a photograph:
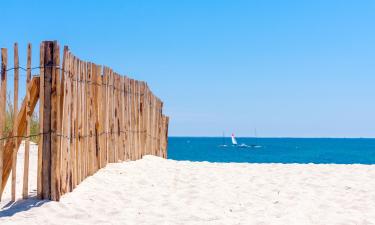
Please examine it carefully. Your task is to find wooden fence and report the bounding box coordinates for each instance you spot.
[0,41,169,202]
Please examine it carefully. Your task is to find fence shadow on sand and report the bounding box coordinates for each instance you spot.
[0,195,49,217]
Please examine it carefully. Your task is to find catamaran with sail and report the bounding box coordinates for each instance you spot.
[231,133,261,149]
[231,133,238,145]
[231,134,250,148]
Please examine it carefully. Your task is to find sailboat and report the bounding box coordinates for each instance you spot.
[232,133,261,149]
[232,134,250,148]
[218,132,228,147]
[249,129,262,148]
[231,133,238,146]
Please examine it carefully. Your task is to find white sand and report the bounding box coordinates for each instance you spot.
[1,141,39,203]
[1,145,375,225]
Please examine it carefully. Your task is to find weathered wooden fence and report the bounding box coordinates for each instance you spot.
[0,41,169,202]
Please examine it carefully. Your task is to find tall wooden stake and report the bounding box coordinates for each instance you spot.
[51,41,61,201]
[37,43,45,199]
[12,43,19,201]
[0,48,7,201]
[41,41,54,200]
[23,43,31,199]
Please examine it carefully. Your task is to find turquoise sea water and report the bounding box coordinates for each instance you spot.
[168,137,375,164]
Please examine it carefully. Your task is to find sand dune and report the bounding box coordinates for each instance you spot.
[1,145,375,225]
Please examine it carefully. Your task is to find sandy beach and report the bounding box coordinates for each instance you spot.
[1,144,375,225]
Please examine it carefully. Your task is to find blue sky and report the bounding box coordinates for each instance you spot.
[1,0,375,137]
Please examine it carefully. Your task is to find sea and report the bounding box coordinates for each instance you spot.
[168,137,375,164]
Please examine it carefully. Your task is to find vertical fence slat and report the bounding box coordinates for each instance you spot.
[115,74,119,162]
[125,78,128,160]
[73,58,78,188]
[130,79,134,160]
[145,84,149,157]
[134,80,137,160]
[94,65,101,170]
[22,43,31,199]
[165,117,169,158]
[121,77,126,161]
[76,59,82,185]
[37,43,44,199]
[110,70,114,163]
[72,54,77,189]
[41,42,53,200]
[134,81,141,159]
[51,41,61,201]
[60,48,68,195]
[116,74,120,162]
[12,43,19,201]
[0,48,7,201]
[99,67,105,167]
[104,67,108,166]
[88,63,94,173]
[139,83,144,158]
[128,78,132,160]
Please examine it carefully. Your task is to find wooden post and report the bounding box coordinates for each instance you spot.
[130,79,134,160]
[51,41,61,201]
[140,82,145,158]
[0,48,7,201]
[88,63,94,173]
[110,70,114,163]
[12,43,19,201]
[98,67,104,168]
[22,43,32,199]
[121,77,125,161]
[72,53,76,190]
[73,58,79,187]
[138,82,141,158]
[60,47,70,195]
[114,72,118,162]
[125,77,130,160]
[95,65,101,169]
[37,43,44,199]
[145,85,150,156]
[104,67,109,166]
[115,74,119,162]
[41,41,52,199]
[165,116,169,158]
[41,41,59,200]
[127,78,131,160]
[134,80,137,159]
[76,59,82,185]
[83,61,88,177]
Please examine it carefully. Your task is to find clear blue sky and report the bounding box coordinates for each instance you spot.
[1,0,375,137]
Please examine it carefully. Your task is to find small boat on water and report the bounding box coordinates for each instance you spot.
[218,132,228,147]
[231,134,250,148]
[231,133,261,149]
[231,133,238,145]
[250,129,262,148]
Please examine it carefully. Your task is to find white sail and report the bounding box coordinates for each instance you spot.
[231,134,238,145]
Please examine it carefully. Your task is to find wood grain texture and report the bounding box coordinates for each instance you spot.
[41,41,53,200]
[12,43,19,201]
[51,41,61,201]
[37,43,44,198]
[22,43,31,199]
[0,48,7,201]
